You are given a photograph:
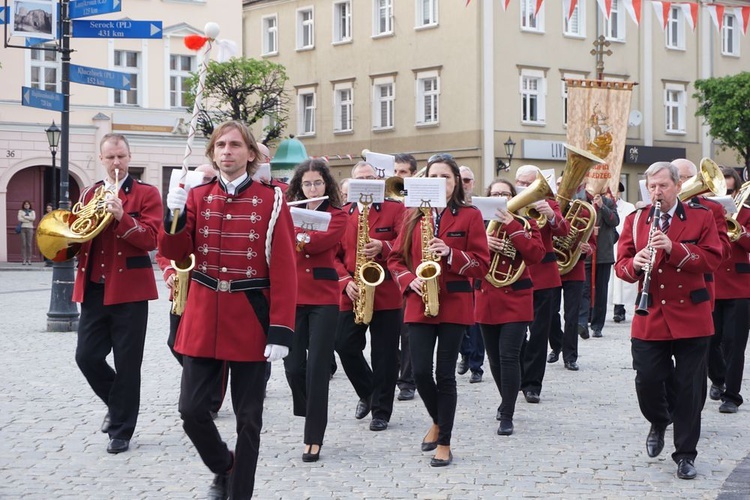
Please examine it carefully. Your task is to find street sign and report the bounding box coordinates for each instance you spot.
[0,7,7,25]
[70,0,122,20]
[72,20,162,39]
[25,37,49,47]
[70,64,131,90]
[21,87,64,112]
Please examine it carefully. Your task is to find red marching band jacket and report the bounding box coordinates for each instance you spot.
[72,176,161,305]
[154,251,176,301]
[692,197,732,307]
[715,207,750,300]
[615,201,723,341]
[158,178,297,362]
[474,217,546,325]
[335,200,406,312]
[388,204,490,325]
[527,199,570,291]
[294,201,348,306]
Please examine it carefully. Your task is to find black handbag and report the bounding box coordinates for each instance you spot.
[15,222,22,234]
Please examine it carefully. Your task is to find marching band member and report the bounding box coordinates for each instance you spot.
[616,161,722,480]
[388,155,490,467]
[475,179,544,436]
[284,159,347,462]
[161,120,296,498]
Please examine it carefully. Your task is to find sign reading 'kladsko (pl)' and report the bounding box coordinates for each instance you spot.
[70,64,131,90]
[72,19,162,39]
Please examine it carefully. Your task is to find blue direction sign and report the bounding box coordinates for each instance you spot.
[72,20,162,39]
[70,64,131,90]
[21,87,64,112]
[71,0,122,19]
[0,7,7,25]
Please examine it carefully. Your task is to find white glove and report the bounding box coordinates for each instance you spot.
[167,186,189,213]
[264,344,289,362]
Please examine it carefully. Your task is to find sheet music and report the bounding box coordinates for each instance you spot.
[403,178,447,208]
[347,180,385,204]
[707,195,737,214]
[365,151,395,179]
[540,169,557,195]
[289,207,332,232]
[471,196,508,221]
[639,179,650,204]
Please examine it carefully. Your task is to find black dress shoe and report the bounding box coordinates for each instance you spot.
[564,361,580,371]
[578,325,590,340]
[302,444,321,463]
[613,314,625,323]
[469,372,482,383]
[646,424,665,458]
[397,388,415,401]
[497,420,514,436]
[354,398,371,420]
[719,401,739,413]
[100,412,111,434]
[709,383,725,401]
[421,440,437,452]
[547,351,560,363]
[457,355,469,375]
[429,451,453,467]
[592,330,603,338]
[106,438,129,454]
[369,418,388,431]
[677,458,697,480]
[207,471,231,499]
[524,391,540,404]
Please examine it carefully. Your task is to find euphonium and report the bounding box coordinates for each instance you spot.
[37,169,119,261]
[416,204,441,317]
[384,166,428,202]
[678,157,727,201]
[727,180,750,242]
[353,194,385,325]
[486,171,553,287]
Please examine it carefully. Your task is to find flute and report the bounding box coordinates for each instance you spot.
[287,196,329,207]
[635,201,661,316]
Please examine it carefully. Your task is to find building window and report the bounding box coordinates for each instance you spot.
[29,45,60,92]
[603,0,625,42]
[416,72,439,125]
[114,50,140,106]
[521,0,544,33]
[297,8,315,50]
[374,0,394,37]
[262,15,278,55]
[372,77,395,130]
[169,54,195,109]
[722,13,740,56]
[416,0,437,28]
[664,84,686,134]
[333,83,353,133]
[333,1,352,43]
[666,6,685,50]
[298,89,316,136]
[563,0,585,38]
[520,70,546,125]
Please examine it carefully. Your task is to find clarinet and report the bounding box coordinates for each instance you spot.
[635,201,661,316]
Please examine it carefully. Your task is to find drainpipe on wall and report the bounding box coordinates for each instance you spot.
[482,0,495,188]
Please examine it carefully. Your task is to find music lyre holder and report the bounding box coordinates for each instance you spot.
[359,193,374,205]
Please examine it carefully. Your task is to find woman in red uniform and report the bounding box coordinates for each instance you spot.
[284,159,347,462]
[475,179,545,436]
[388,155,490,467]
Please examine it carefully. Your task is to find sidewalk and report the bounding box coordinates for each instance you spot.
[0,266,748,499]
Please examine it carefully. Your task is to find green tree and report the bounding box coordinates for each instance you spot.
[694,72,750,170]
[185,57,290,144]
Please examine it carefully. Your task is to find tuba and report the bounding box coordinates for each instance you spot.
[37,169,120,261]
[727,180,750,242]
[416,203,441,317]
[678,157,727,201]
[486,171,553,287]
[353,194,386,325]
[553,145,604,275]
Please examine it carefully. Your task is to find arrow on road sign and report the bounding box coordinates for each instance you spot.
[72,20,162,39]
[70,64,131,90]
[0,7,8,25]
[70,0,122,20]
[22,87,64,112]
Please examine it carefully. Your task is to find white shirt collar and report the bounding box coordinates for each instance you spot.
[104,173,128,191]
[222,173,248,195]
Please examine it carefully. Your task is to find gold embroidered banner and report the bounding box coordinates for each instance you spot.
[565,80,635,195]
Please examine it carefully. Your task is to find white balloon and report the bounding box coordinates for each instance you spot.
[204,22,220,39]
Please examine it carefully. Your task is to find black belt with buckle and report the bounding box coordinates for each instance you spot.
[192,270,270,293]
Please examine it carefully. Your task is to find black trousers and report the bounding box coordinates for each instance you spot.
[284,305,338,445]
[549,281,584,363]
[521,288,555,395]
[459,323,485,374]
[709,298,750,406]
[631,336,710,463]
[409,323,464,446]
[582,261,612,332]
[180,356,267,499]
[169,312,228,413]
[397,314,416,391]
[480,322,528,421]
[75,283,148,440]
[335,309,400,421]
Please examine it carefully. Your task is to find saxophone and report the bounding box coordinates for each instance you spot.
[415,204,442,317]
[353,195,385,325]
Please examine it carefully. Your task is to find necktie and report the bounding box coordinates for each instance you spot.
[660,213,671,234]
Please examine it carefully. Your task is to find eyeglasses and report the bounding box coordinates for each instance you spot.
[301,180,325,188]
[428,153,454,164]
[461,178,474,184]
[490,191,512,198]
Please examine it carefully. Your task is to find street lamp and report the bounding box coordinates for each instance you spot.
[496,136,517,173]
[45,121,61,208]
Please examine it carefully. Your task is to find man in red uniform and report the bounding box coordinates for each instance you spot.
[616,161,722,480]
[73,133,162,455]
[161,120,297,499]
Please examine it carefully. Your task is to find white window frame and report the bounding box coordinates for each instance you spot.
[262,101,282,137]
[563,0,585,38]
[416,71,439,126]
[27,44,61,93]
[416,0,438,29]
[114,49,141,106]
[169,54,195,109]
[262,15,278,56]
[333,82,354,133]
[297,88,317,136]
[520,69,546,125]
[520,0,545,33]
[722,13,740,57]
[372,76,395,130]
[664,83,686,134]
[333,1,352,44]
[373,0,394,37]
[666,6,685,50]
[297,7,315,51]
[603,0,626,42]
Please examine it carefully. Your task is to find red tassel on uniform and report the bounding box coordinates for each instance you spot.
[184,35,208,51]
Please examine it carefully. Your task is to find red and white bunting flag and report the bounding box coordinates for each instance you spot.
[680,2,698,31]
[736,6,750,35]
[624,0,642,26]
[652,1,671,30]
[707,4,725,33]
[597,0,614,20]
[466,0,471,6]
[501,0,511,11]
[535,0,545,16]
[564,0,580,22]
